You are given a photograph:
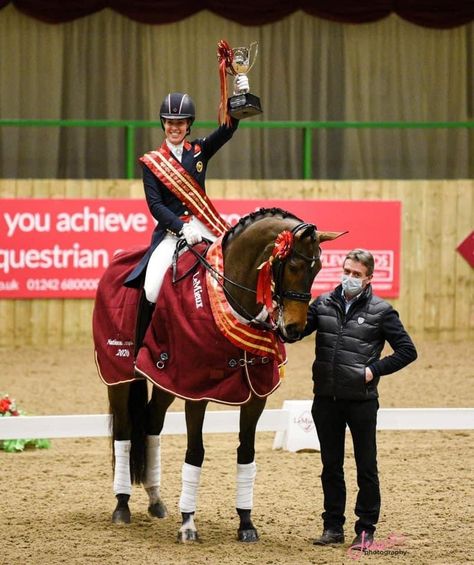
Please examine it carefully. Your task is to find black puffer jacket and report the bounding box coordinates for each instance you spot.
[303,284,417,400]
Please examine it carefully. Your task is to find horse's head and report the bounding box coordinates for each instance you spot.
[268,224,345,342]
[222,208,346,342]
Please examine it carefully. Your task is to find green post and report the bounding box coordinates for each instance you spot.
[303,127,313,179]
[125,125,136,179]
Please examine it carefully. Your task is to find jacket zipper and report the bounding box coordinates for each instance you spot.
[330,297,345,400]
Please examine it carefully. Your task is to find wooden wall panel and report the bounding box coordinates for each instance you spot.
[0,179,472,345]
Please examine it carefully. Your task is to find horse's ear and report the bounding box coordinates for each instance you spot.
[317,230,348,243]
[299,224,317,241]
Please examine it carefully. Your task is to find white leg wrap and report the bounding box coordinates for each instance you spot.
[143,435,161,491]
[179,463,202,513]
[236,462,257,510]
[113,440,132,496]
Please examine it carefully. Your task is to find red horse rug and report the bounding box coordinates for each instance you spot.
[93,246,144,385]
[93,241,286,405]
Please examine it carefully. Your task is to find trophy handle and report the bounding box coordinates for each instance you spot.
[246,41,259,73]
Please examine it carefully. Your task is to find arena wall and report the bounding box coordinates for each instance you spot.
[0,179,472,345]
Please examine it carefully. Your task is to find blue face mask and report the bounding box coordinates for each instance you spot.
[341,274,364,298]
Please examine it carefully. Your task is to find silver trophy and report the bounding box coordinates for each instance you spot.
[226,41,262,119]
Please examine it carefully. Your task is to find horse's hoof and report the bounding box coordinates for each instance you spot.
[148,500,168,519]
[177,529,200,543]
[238,528,259,542]
[112,507,131,524]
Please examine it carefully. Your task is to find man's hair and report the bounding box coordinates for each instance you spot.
[344,248,375,276]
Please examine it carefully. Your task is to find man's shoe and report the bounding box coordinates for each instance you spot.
[350,531,374,550]
[313,529,345,545]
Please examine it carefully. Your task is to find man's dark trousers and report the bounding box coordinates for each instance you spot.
[312,396,381,535]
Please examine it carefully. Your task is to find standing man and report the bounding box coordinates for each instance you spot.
[304,249,417,550]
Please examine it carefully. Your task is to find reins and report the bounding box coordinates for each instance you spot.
[173,238,257,296]
[174,239,275,329]
[172,220,320,330]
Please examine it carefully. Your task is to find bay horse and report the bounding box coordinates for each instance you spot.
[93,207,344,542]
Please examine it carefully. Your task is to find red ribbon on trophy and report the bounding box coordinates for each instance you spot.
[217,39,234,127]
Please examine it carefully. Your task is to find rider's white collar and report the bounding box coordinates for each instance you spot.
[166,140,184,161]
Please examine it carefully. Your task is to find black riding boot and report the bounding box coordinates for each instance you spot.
[134,291,155,357]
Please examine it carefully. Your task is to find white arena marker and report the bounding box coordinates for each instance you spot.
[0,405,472,450]
[273,401,474,452]
[272,400,320,452]
[0,409,288,440]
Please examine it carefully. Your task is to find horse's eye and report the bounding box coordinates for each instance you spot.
[288,263,299,273]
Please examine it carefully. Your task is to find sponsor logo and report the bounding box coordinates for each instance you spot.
[107,338,133,346]
[294,410,315,433]
[312,250,395,293]
[318,250,394,283]
[193,272,204,309]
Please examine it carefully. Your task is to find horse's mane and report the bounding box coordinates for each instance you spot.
[222,207,303,245]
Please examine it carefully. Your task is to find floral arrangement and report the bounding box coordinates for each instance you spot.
[0,393,51,452]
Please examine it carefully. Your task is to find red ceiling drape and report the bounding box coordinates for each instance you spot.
[0,0,472,28]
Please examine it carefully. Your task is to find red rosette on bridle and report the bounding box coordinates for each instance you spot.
[217,39,234,127]
[256,230,294,312]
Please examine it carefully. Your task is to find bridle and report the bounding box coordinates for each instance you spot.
[176,222,320,331]
[272,223,320,305]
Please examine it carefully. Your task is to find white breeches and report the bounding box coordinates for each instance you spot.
[144,217,217,303]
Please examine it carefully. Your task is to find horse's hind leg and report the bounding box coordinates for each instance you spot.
[236,395,267,542]
[177,400,208,543]
[144,387,175,518]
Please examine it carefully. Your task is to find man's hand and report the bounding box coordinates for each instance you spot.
[365,367,374,383]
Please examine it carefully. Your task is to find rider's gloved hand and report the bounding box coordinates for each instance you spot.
[181,223,202,246]
[234,74,249,93]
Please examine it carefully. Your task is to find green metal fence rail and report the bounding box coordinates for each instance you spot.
[1,119,473,179]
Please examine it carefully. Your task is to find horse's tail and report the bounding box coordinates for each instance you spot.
[110,379,148,484]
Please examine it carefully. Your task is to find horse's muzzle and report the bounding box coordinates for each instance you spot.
[278,323,304,343]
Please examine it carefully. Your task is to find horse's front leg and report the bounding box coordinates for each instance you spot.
[236,395,267,542]
[145,387,175,519]
[108,382,134,524]
[177,399,208,543]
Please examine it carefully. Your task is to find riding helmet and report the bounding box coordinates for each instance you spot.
[159,92,196,131]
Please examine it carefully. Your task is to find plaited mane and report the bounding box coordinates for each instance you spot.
[222,207,303,245]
